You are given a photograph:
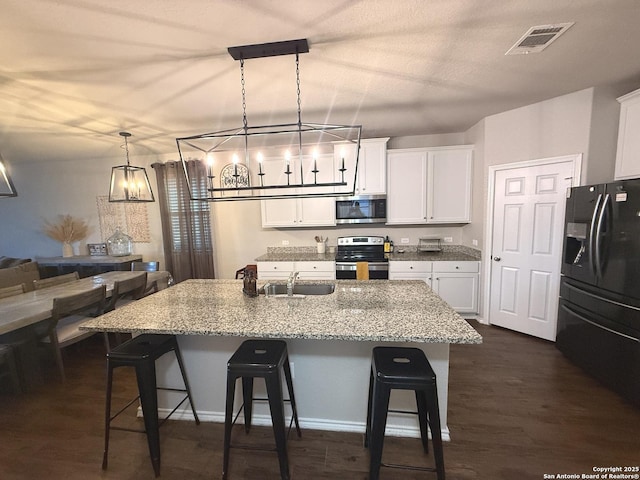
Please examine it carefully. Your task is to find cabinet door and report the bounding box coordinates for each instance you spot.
[615,89,640,180]
[386,150,428,224]
[427,148,472,223]
[358,138,388,195]
[297,197,336,226]
[432,272,478,313]
[261,198,298,227]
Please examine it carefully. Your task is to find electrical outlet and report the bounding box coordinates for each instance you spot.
[472,239,478,246]
[400,238,410,244]
[444,237,453,243]
[282,240,289,246]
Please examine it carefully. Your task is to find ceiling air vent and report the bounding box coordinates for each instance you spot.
[505,22,574,55]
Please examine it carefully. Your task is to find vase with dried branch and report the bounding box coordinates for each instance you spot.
[43,215,89,257]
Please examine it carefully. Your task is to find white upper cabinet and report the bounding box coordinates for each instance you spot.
[386,149,429,224]
[427,147,472,223]
[615,88,640,180]
[335,137,389,196]
[387,146,473,225]
[260,151,337,227]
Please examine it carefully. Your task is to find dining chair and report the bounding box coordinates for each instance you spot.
[106,272,148,312]
[0,283,26,299]
[131,261,159,272]
[131,261,165,293]
[33,271,80,290]
[39,285,106,382]
[103,272,149,350]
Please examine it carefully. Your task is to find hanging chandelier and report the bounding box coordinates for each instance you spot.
[176,38,362,201]
[0,154,18,197]
[109,131,155,203]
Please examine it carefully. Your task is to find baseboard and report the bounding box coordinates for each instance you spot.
[152,407,451,441]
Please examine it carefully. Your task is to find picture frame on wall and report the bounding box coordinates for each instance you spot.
[88,243,108,256]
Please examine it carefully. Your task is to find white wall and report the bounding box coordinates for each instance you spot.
[0,152,166,262]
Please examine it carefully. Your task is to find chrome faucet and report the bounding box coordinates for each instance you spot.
[287,271,299,296]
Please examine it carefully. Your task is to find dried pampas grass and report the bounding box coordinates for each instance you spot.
[43,215,89,243]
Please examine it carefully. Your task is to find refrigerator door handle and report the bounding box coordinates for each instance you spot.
[594,193,610,281]
[588,193,603,278]
[560,304,640,343]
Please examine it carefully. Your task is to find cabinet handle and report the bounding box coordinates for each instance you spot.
[455,266,459,269]
[409,266,413,269]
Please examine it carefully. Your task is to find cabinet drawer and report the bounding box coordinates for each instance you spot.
[389,261,432,274]
[432,261,479,273]
[296,261,335,273]
[257,262,295,279]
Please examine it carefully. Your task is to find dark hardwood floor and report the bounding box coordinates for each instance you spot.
[1,322,639,480]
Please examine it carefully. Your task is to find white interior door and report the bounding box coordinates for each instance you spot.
[489,158,576,340]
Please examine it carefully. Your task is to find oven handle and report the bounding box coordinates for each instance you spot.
[560,304,639,343]
[335,262,389,271]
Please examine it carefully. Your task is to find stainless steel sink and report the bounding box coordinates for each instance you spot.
[261,283,335,296]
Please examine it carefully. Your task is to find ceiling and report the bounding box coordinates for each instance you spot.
[2,0,640,163]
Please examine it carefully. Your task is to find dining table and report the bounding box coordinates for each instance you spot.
[0,270,170,336]
[0,270,169,390]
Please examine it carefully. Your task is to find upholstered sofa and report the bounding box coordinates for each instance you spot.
[0,258,40,292]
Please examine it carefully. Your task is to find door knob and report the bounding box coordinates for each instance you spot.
[493,256,501,262]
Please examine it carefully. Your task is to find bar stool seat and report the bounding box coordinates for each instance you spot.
[102,334,199,477]
[365,346,445,480]
[223,339,301,480]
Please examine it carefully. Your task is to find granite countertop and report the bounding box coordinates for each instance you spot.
[81,279,482,345]
[255,246,480,263]
[254,251,336,262]
[387,251,480,262]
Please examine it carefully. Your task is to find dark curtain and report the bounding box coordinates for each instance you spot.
[152,161,215,282]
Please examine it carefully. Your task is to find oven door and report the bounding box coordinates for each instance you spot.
[335,261,389,280]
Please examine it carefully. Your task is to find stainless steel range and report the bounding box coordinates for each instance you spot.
[335,236,389,280]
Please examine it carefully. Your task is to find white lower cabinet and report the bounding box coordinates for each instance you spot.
[389,260,479,314]
[389,261,432,287]
[431,262,479,314]
[257,261,295,279]
[257,261,335,280]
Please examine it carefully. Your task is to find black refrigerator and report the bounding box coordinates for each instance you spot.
[557,179,640,407]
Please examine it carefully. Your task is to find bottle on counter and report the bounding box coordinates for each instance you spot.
[384,236,391,253]
[243,269,258,297]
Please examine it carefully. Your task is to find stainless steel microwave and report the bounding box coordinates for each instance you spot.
[335,195,386,224]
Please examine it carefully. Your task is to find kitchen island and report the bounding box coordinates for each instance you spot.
[81,279,481,439]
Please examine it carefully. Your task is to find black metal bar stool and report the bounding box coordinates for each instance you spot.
[365,346,445,480]
[223,339,301,480]
[102,334,199,477]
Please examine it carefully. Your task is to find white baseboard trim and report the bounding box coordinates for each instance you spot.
[153,407,451,442]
